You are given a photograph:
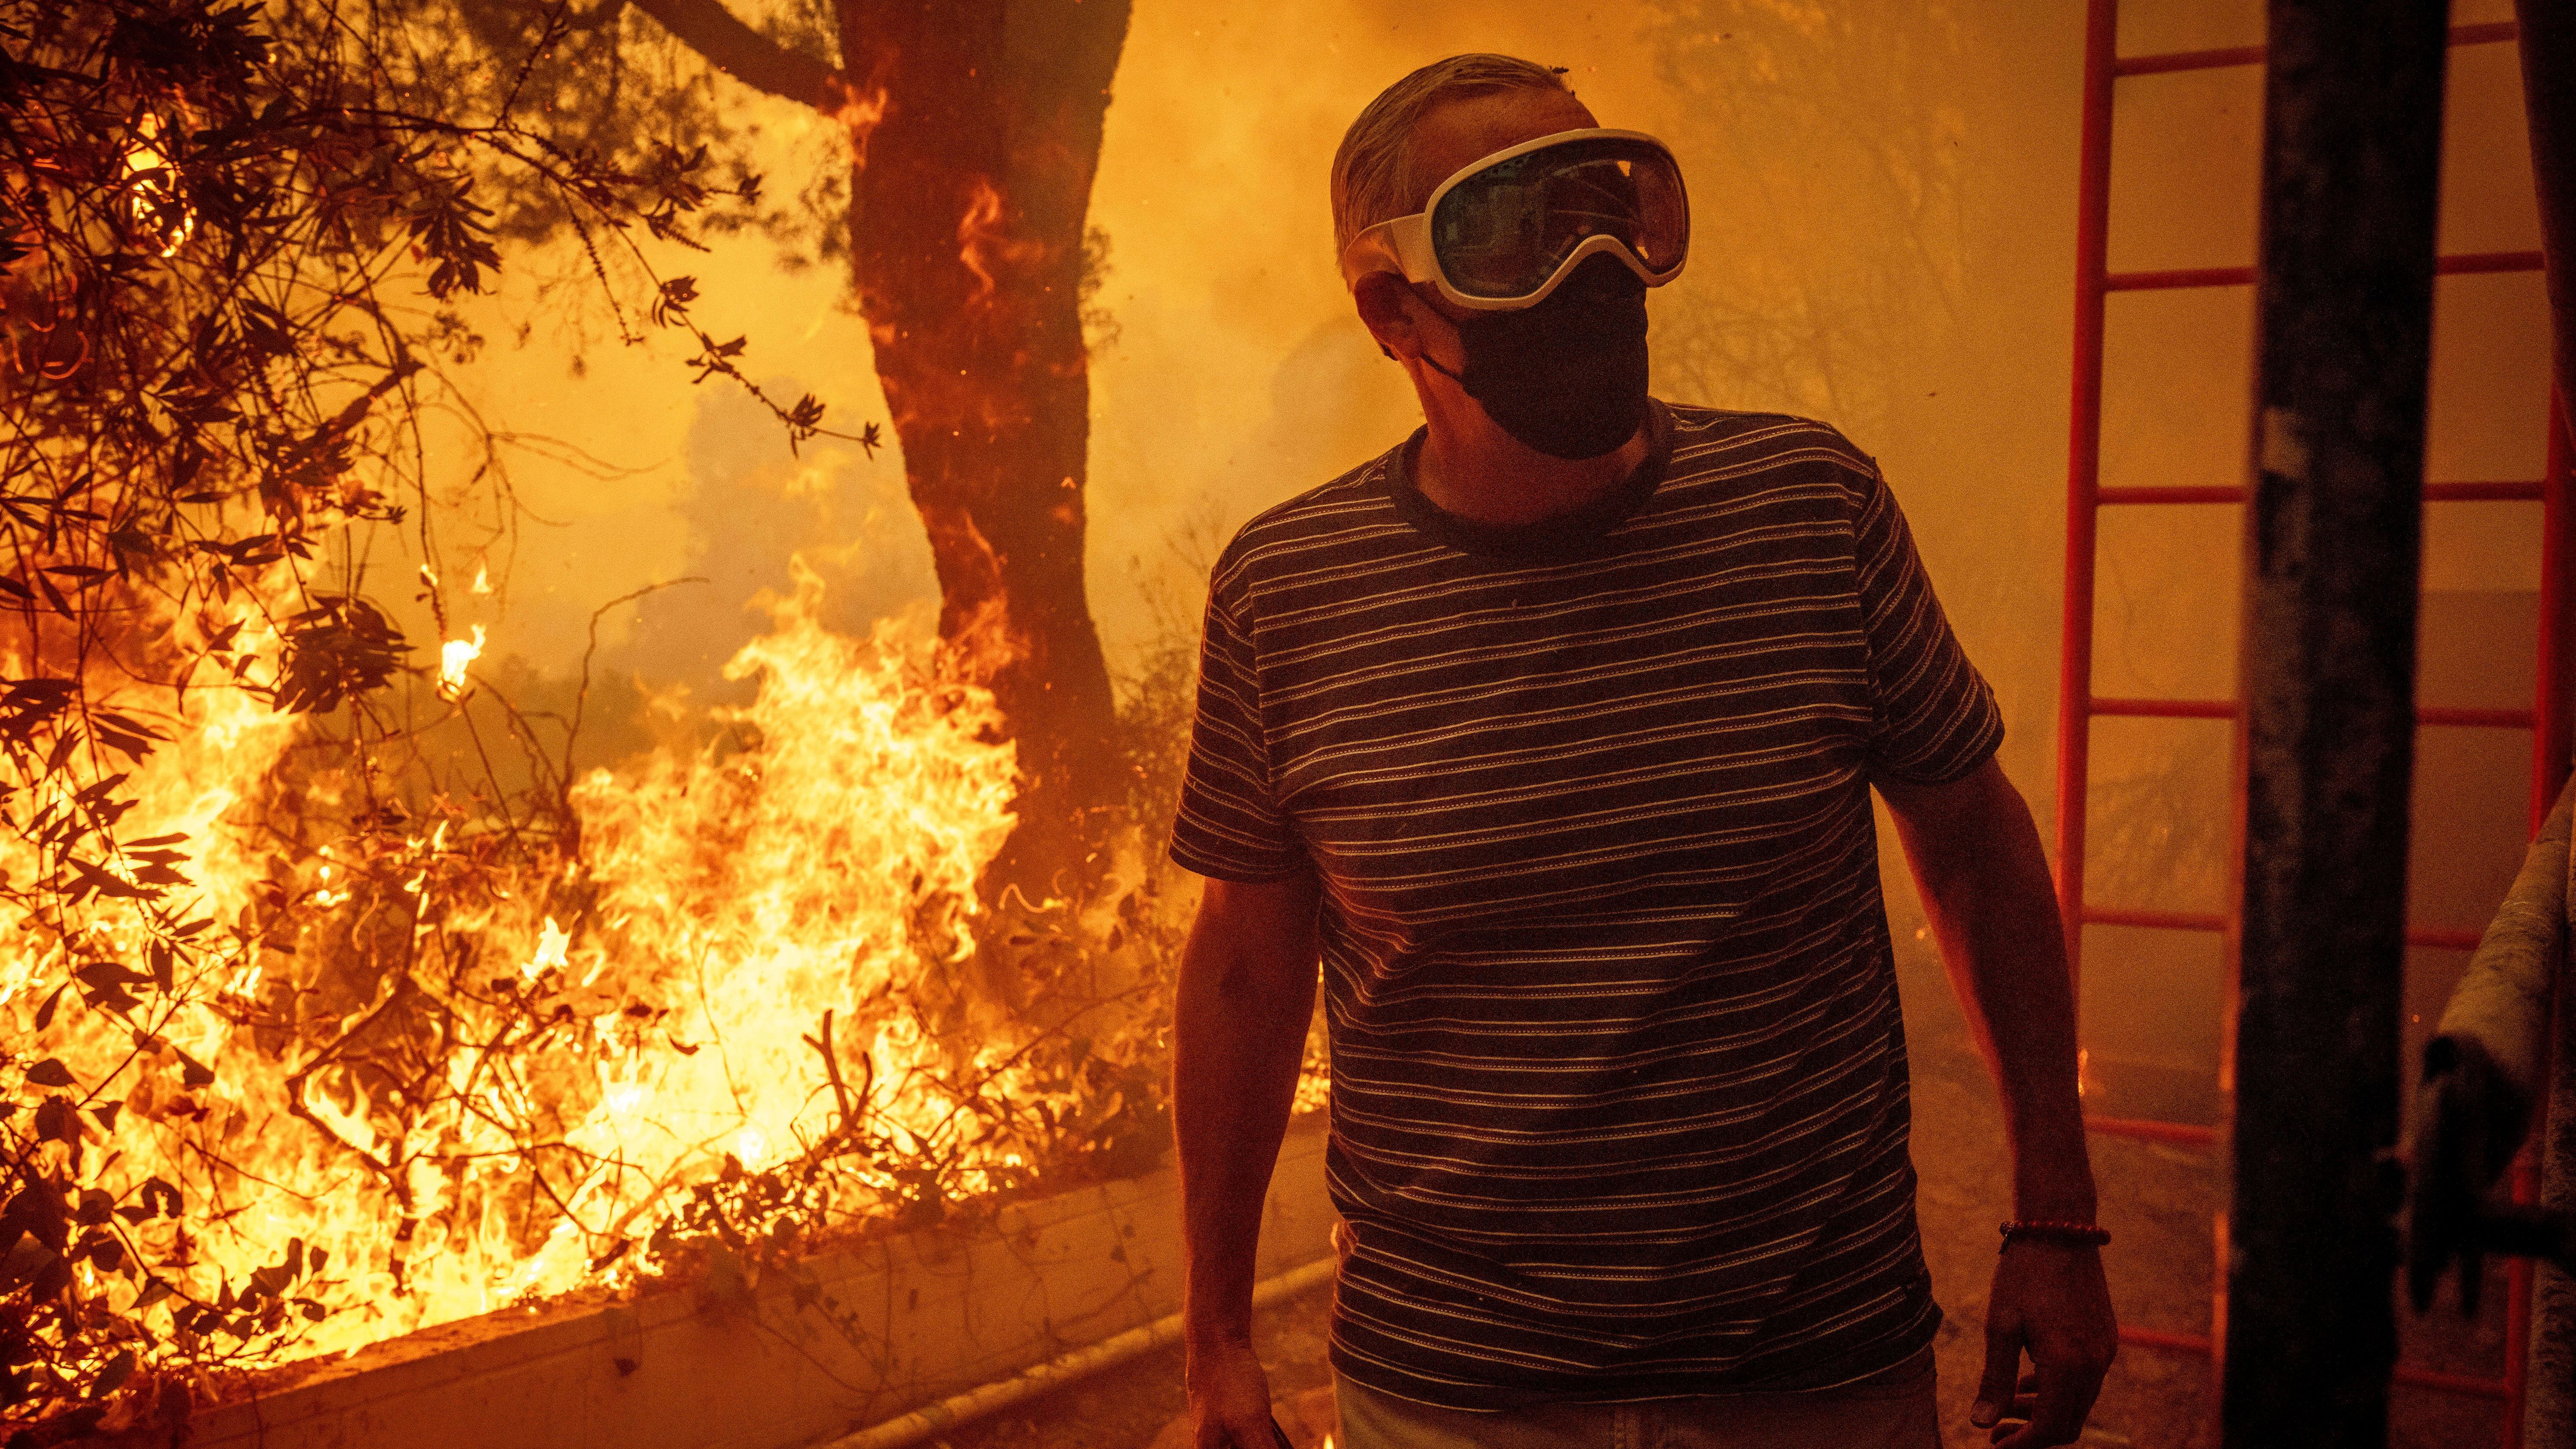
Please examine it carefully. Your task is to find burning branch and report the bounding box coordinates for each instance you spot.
[799,1009,877,1164]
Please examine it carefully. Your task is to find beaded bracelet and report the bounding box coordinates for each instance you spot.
[2000,1219,2111,1251]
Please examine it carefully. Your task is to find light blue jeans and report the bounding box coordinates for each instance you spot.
[1331,1352,1941,1449]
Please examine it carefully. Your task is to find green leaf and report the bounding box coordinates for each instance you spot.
[23,1057,75,1088]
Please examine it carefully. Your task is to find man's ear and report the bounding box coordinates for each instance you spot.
[1352,273,1422,363]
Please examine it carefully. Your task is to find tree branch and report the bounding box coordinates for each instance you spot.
[625,0,849,114]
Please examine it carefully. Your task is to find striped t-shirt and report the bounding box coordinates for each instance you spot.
[1170,401,2003,1408]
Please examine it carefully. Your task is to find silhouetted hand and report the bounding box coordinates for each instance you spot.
[1971,1240,2116,1447]
[1185,1337,1284,1448]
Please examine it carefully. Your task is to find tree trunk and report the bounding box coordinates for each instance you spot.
[620,0,1133,906]
[839,0,1130,908]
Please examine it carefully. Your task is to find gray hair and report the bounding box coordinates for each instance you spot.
[1331,54,1574,261]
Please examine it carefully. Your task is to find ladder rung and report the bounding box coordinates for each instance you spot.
[2120,1329,2509,1400]
[2395,1364,2512,1401]
[2105,264,2253,291]
[2121,1326,2215,1352]
[2084,906,2225,933]
[2096,480,2543,506]
[2115,44,2264,78]
[2426,479,2547,501]
[2086,700,2536,729]
[2111,20,2521,78]
[2408,926,2484,952]
[2088,1116,2219,1147]
[2438,249,2552,277]
[2092,696,2235,719]
[2104,249,2542,293]
[2419,706,2535,729]
[2099,485,2245,504]
[2074,910,2483,951]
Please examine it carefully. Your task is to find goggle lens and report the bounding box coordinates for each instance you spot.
[1428,137,1687,300]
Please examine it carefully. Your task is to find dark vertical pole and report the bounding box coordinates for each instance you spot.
[2512,11,2575,1443]
[2529,396,2576,1449]
[2226,1,2453,1445]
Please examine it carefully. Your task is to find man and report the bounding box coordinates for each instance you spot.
[1171,54,2116,1449]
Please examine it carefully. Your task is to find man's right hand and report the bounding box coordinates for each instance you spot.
[1173,872,1320,1448]
[1185,1337,1281,1448]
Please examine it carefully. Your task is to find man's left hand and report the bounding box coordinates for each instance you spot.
[1970,1240,2117,1447]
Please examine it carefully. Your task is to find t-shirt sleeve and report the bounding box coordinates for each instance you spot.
[1851,464,2005,785]
[1168,576,1306,881]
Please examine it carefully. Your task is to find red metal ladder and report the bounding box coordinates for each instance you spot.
[2053,2,2573,1440]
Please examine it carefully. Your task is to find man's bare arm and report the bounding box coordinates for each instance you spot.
[1174,870,1322,1449]
[1878,756,2115,1449]
[1879,758,2093,1221]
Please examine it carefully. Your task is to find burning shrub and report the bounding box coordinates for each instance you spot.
[0,0,981,1436]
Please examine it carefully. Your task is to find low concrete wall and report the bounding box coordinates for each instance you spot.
[181,1128,1334,1449]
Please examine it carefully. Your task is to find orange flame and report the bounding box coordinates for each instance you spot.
[122,115,194,258]
[957,178,1010,303]
[833,84,890,152]
[437,625,485,699]
[0,562,1163,1365]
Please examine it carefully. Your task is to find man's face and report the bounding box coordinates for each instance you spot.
[1353,85,1607,370]
[1402,87,1603,322]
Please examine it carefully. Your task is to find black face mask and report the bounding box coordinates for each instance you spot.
[1421,255,1650,460]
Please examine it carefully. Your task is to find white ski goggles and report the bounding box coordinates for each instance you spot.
[1338,128,1689,311]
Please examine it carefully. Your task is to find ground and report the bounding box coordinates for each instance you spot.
[924,964,2519,1449]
